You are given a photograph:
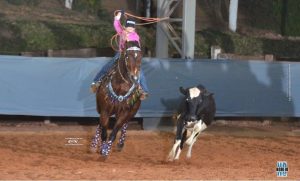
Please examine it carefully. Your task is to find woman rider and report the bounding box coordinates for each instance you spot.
[90,10,149,100]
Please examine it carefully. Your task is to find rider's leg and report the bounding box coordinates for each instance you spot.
[93,52,120,82]
[138,70,149,100]
[90,53,120,93]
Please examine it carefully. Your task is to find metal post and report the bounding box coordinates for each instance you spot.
[229,0,239,32]
[156,0,169,58]
[145,0,151,18]
[182,0,196,59]
[156,0,196,59]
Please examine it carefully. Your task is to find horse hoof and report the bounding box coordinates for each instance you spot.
[100,155,108,161]
[89,147,98,153]
[116,143,124,152]
[100,152,110,158]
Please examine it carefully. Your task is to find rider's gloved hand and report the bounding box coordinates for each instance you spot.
[115,11,122,20]
[121,9,125,16]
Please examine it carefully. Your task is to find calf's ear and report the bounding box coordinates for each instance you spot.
[179,86,187,95]
[204,92,214,97]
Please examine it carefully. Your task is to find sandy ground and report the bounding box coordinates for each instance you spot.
[0,121,299,180]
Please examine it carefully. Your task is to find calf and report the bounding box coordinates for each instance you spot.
[168,84,216,161]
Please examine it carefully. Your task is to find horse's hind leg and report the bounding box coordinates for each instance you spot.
[117,123,129,151]
[90,124,102,153]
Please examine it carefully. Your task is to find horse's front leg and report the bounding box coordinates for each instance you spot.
[99,113,109,156]
[117,122,129,151]
[101,123,122,156]
[90,124,102,153]
[103,111,132,156]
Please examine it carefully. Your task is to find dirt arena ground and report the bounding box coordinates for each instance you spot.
[0,120,299,180]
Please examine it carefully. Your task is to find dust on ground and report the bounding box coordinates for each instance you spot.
[0,120,299,180]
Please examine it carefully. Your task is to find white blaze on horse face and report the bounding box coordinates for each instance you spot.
[134,52,137,58]
[189,87,201,99]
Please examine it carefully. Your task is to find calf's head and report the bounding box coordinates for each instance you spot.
[179,85,213,122]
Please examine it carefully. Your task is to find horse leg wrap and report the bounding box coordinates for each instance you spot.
[101,141,112,156]
[90,125,102,150]
[118,123,128,146]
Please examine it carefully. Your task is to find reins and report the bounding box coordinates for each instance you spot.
[116,46,141,84]
[117,52,130,84]
[109,47,141,103]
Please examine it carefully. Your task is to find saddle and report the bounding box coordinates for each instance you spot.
[100,62,118,85]
[90,59,119,93]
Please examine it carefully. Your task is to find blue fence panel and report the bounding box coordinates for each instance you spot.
[0,55,299,117]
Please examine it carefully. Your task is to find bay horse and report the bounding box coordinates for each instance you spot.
[90,41,143,158]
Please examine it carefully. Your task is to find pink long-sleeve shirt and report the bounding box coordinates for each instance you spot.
[114,19,140,51]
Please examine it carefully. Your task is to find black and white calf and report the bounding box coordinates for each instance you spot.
[168,85,216,161]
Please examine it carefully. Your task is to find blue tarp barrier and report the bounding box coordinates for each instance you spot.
[0,55,299,117]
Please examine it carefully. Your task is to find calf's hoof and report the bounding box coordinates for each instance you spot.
[167,153,175,162]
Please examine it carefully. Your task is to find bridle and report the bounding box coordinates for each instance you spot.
[108,46,141,102]
[117,46,141,84]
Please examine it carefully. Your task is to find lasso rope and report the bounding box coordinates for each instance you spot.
[110,10,169,51]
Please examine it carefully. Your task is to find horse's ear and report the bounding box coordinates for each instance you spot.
[179,86,187,95]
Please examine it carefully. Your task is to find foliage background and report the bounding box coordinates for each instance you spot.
[0,0,300,58]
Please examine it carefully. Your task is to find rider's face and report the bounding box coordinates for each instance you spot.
[125,27,135,33]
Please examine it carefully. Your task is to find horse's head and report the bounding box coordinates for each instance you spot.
[124,42,143,83]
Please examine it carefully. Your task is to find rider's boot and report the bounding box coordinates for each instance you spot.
[138,85,148,100]
[90,81,101,93]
